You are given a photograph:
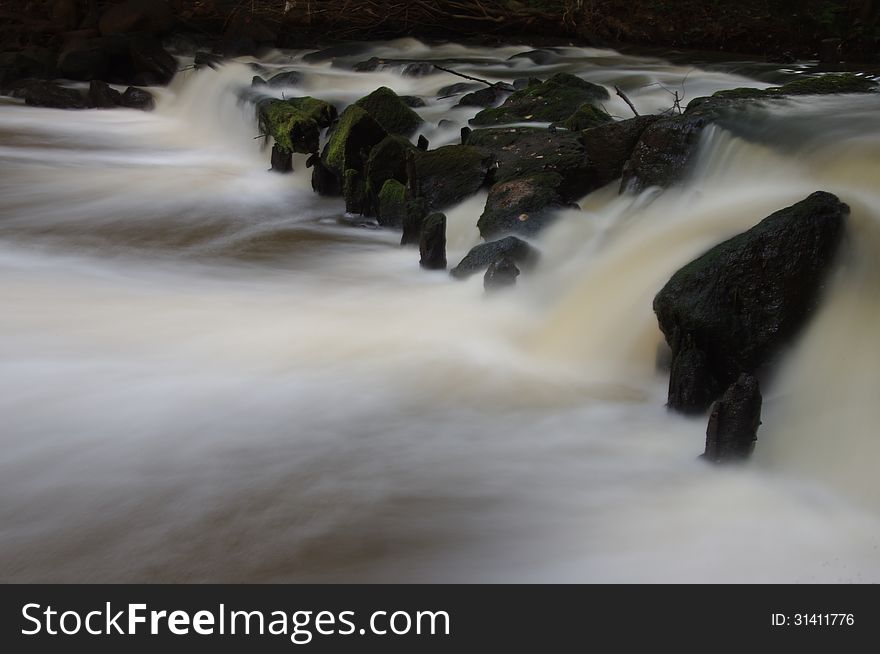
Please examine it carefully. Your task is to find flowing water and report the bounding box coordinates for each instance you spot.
[1,39,879,582]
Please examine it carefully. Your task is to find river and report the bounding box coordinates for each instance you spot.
[1,39,879,582]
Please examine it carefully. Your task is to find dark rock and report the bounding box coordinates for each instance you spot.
[470,73,609,126]
[583,115,661,189]
[655,192,848,413]
[420,213,447,270]
[438,82,480,97]
[401,198,428,246]
[121,86,155,110]
[322,105,388,178]
[819,38,842,64]
[251,75,267,87]
[58,44,110,81]
[451,236,539,279]
[478,173,568,239]
[271,144,293,173]
[417,135,430,151]
[461,126,472,144]
[20,81,86,109]
[267,71,304,87]
[355,86,423,136]
[484,256,520,291]
[552,103,613,131]
[377,179,407,228]
[311,156,342,196]
[457,87,504,108]
[414,145,493,211]
[87,80,122,108]
[466,127,589,201]
[99,0,175,36]
[400,95,426,108]
[364,135,417,210]
[258,97,337,155]
[343,169,367,214]
[352,57,384,72]
[703,374,762,463]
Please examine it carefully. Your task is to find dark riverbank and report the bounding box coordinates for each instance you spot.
[1,1,878,68]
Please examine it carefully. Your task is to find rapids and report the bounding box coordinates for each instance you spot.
[1,39,879,582]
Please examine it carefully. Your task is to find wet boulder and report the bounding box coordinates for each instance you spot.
[420,213,447,270]
[703,374,762,464]
[258,97,337,155]
[465,127,590,201]
[457,87,505,108]
[552,103,612,131]
[19,81,87,109]
[654,192,848,413]
[478,173,569,239]
[267,71,304,87]
[343,169,368,215]
[121,86,155,111]
[400,96,426,108]
[321,105,388,178]
[414,145,493,211]
[451,236,539,279]
[364,135,418,209]
[484,256,520,291]
[438,82,480,97]
[87,80,122,108]
[377,179,407,228]
[470,73,609,126]
[401,198,428,246]
[582,115,661,189]
[355,86,423,136]
[271,144,293,173]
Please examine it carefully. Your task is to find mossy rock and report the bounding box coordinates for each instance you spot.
[257,97,336,154]
[378,179,408,228]
[478,173,568,239]
[553,103,613,131]
[322,105,388,178]
[364,135,418,202]
[470,73,609,126]
[355,86,423,136]
[693,73,878,111]
[466,127,590,201]
[343,169,368,215]
[414,145,493,211]
[420,212,447,270]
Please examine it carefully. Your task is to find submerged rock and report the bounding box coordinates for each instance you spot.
[121,86,154,111]
[654,192,848,413]
[271,144,293,173]
[484,256,520,291]
[414,145,493,211]
[267,71,304,87]
[20,81,86,109]
[457,87,504,108]
[355,86,423,136]
[451,236,539,279]
[582,115,660,189]
[87,80,121,108]
[478,173,568,239]
[419,212,447,270]
[470,73,609,126]
[703,374,762,464]
[400,95,426,108]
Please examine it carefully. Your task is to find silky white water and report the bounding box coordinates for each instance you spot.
[1,40,879,582]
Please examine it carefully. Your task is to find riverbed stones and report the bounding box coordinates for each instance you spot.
[451,236,539,279]
[470,73,609,126]
[414,145,493,211]
[478,173,568,239]
[484,256,520,291]
[121,86,155,111]
[271,144,293,173]
[355,86,423,136]
[654,191,848,413]
[87,80,122,108]
[703,374,762,463]
[321,105,387,178]
[19,81,87,109]
[419,213,447,270]
[552,103,613,131]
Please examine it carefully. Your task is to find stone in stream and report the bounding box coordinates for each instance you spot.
[343,169,368,214]
[319,105,387,186]
[552,103,613,131]
[654,191,848,413]
[309,155,342,196]
[456,87,504,108]
[401,198,428,246]
[270,144,293,173]
[703,374,762,464]
[400,96,427,108]
[364,135,417,211]
[470,73,609,126]
[417,135,430,151]
[19,81,87,109]
[121,86,155,111]
[582,115,660,189]
[419,213,447,270]
[251,75,267,87]
[478,173,570,239]
[413,145,493,212]
[377,179,407,228]
[258,97,337,155]
[355,87,423,136]
[484,256,520,291]
[267,71,304,87]
[87,80,122,109]
[451,236,539,279]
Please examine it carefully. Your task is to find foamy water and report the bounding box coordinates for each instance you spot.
[1,40,879,582]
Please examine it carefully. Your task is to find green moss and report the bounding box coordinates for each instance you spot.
[414,144,492,210]
[471,73,609,126]
[377,178,407,228]
[773,73,878,95]
[355,86,423,136]
[554,103,613,131]
[258,97,336,154]
[283,96,338,127]
[365,135,416,197]
[343,168,367,215]
[323,105,387,177]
